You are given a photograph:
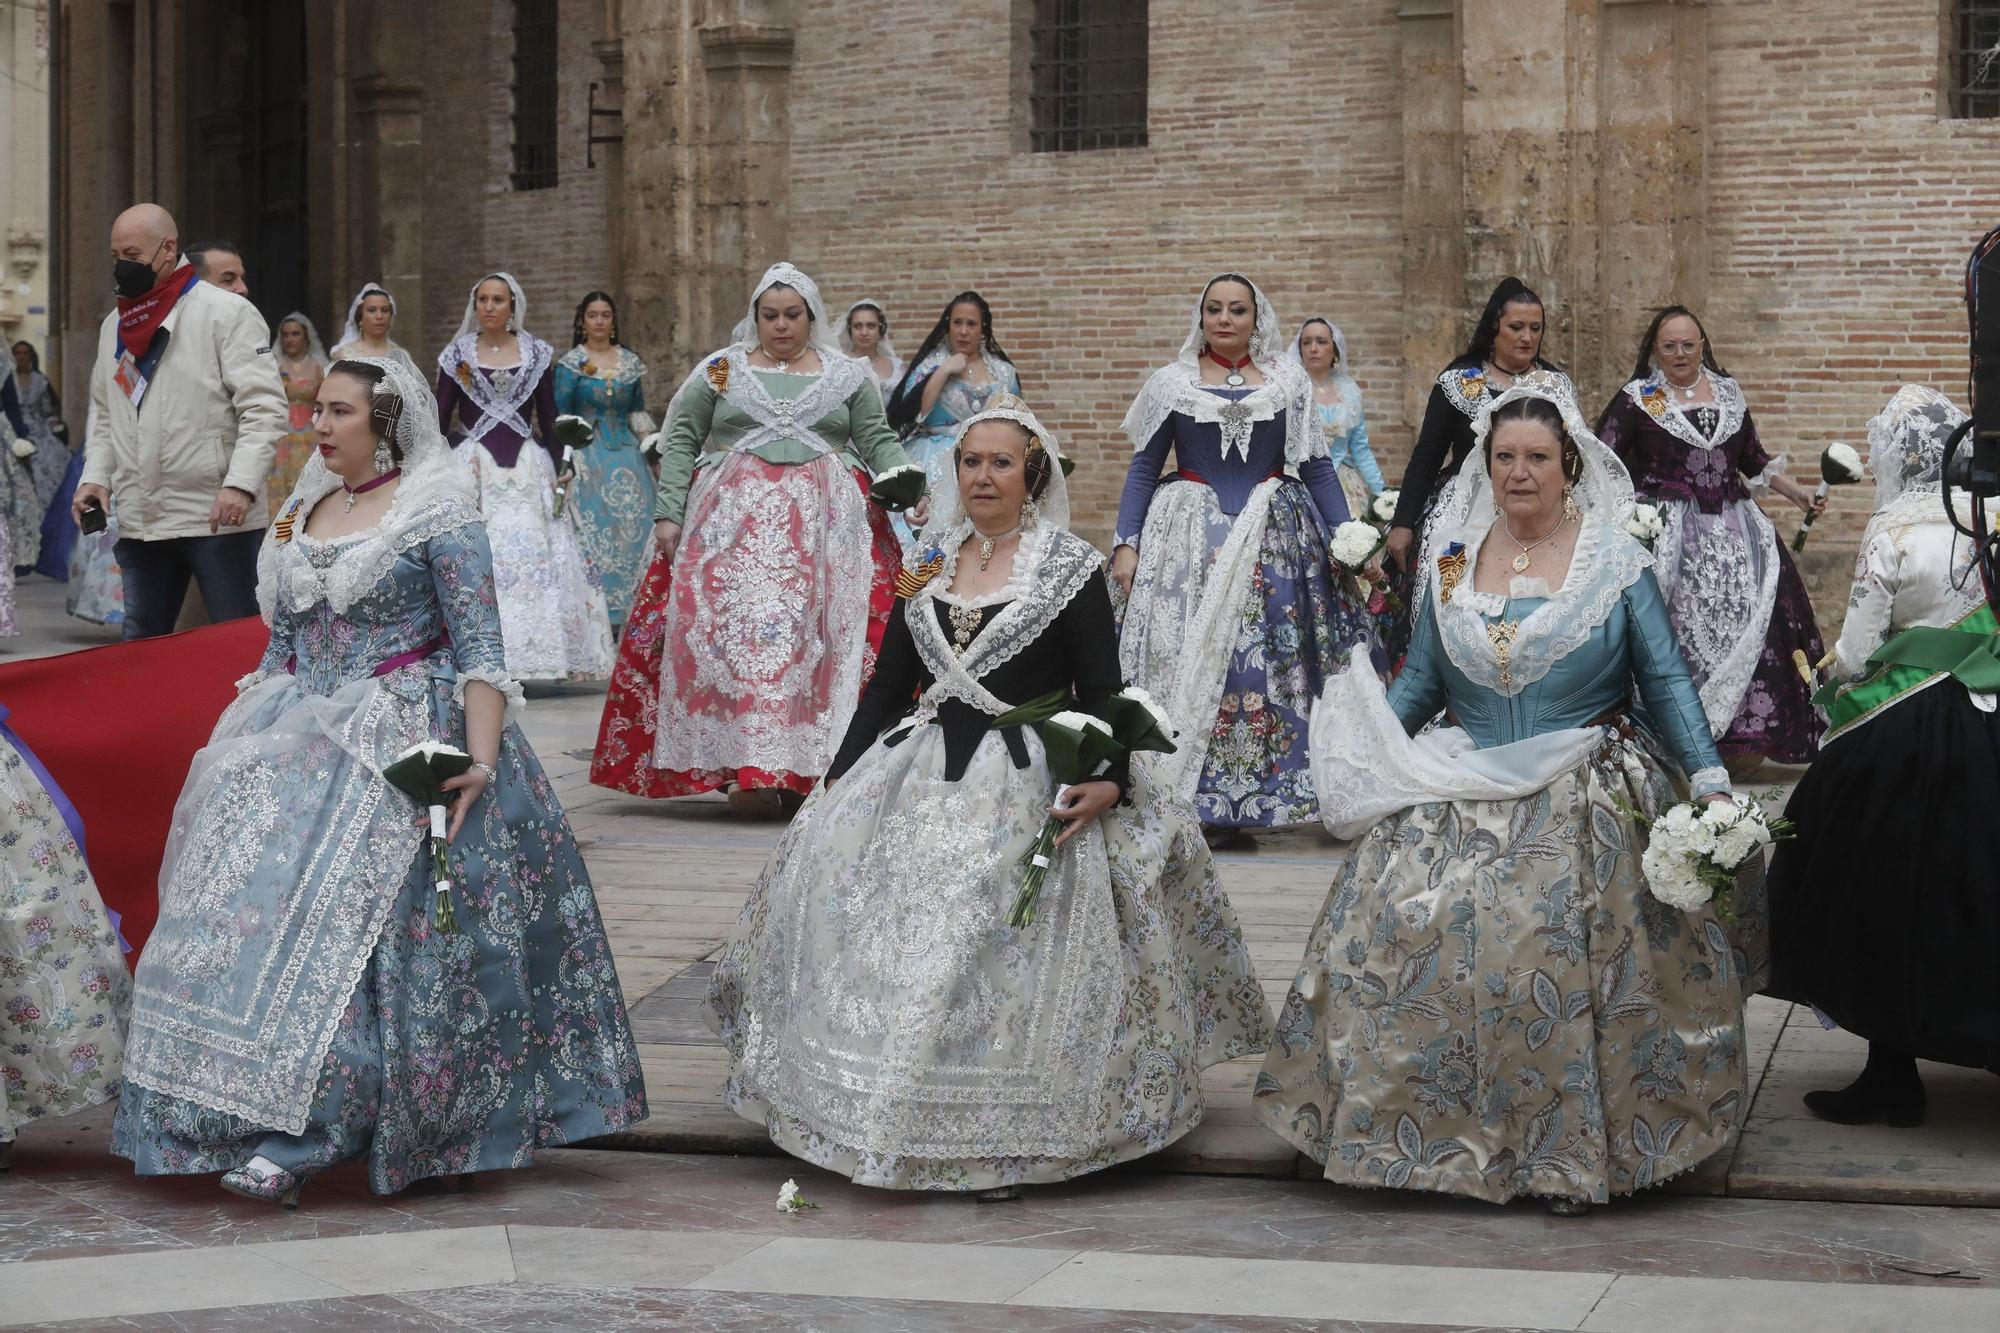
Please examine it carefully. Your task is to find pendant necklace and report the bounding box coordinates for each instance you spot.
[974,522,1022,572]
[342,467,401,513]
[762,347,794,373]
[1205,348,1254,388]
[1667,370,1701,401]
[1503,510,1567,574]
[1484,361,1520,393]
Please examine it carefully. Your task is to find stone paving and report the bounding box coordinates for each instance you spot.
[6,574,2000,1327]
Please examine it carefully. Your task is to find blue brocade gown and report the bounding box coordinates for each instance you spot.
[554,347,657,630]
[113,518,647,1193]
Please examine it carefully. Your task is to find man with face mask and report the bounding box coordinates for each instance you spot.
[71,203,286,639]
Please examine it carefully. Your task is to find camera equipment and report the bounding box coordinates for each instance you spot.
[1943,224,2000,612]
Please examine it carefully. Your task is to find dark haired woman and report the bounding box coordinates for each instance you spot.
[886,290,1021,551]
[114,355,646,1207]
[437,272,614,680]
[708,396,1270,1196]
[840,299,903,397]
[1113,275,1375,842]
[1381,277,1573,664]
[555,290,655,631]
[1595,306,1824,765]
[1258,375,1753,1214]
[590,262,917,814]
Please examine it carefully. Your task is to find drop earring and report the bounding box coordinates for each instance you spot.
[374,439,395,475]
[1021,496,1041,530]
[1563,482,1580,522]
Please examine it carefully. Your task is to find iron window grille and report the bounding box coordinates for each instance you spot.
[1029,0,1148,152]
[1951,0,2000,118]
[511,0,560,189]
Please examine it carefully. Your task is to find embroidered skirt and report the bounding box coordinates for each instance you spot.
[463,442,615,682]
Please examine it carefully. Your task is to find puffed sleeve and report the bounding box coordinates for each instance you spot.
[655,374,718,525]
[1735,408,1776,482]
[1831,530,1900,680]
[1385,594,1449,734]
[1624,571,1728,796]
[845,379,916,478]
[428,521,525,715]
[826,600,925,782]
[1113,417,1175,549]
[1056,572,1130,795]
[1390,383,1460,530]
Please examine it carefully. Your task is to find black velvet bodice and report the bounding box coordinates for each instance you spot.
[826,571,1129,792]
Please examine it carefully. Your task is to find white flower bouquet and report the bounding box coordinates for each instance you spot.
[868,462,928,512]
[639,431,665,463]
[382,740,477,932]
[989,686,1179,928]
[8,437,34,461]
[1626,501,1665,546]
[551,414,596,518]
[1329,519,1384,571]
[1638,793,1792,919]
[1792,442,1864,553]
[1369,489,1400,526]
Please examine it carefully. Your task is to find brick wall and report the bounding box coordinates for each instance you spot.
[411,0,613,366]
[781,0,1409,549]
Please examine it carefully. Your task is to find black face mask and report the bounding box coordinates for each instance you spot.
[113,242,169,299]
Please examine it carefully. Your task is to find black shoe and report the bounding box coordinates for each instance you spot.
[1803,1075,1927,1127]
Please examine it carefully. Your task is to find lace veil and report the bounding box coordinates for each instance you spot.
[921,392,1073,544]
[1422,370,1650,695]
[1865,385,1966,522]
[276,312,328,368]
[1287,313,1362,439]
[666,261,853,426]
[255,355,480,622]
[1119,274,1322,465]
[453,272,529,339]
[336,281,398,350]
[837,297,899,362]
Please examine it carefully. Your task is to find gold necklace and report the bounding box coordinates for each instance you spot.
[1502,512,1567,574]
[1487,617,1521,692]
[974,523,1021,572]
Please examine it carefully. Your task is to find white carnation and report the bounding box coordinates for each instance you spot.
[8,438,33,460]
[1823,442,1864,484]
[1370,490,1400,524]
[1328,520,1382,569]
[1626,502,1665,543]
[1049,710,1112,737]
[1115,686,1178,740]
[393,740,470,764]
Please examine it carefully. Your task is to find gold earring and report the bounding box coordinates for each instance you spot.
[1563,482,1580,521]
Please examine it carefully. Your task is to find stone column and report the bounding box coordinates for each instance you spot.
[344,0,426,344]
[1397,1,1465,424]
[695,4,796,344]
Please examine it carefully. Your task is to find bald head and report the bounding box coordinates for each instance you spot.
[110,204,180,294]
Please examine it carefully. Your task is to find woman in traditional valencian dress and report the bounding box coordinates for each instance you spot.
[1767,386,2000,1126]
[708,396,1272,1198]
[887,291,1021,552]
[436,272,614,681]
[331,282,421,381]
[1112,275,1376,844]
[0,702,130,1170]
[590,262,914,815]
[1291,316,1384,522]
[14,340,77,578]
[1381,278,1573,664]
[270,313,328,505]
[840,299,903,398]
[1258,376,1752,1216]
[1595,307,1825,765]
[554,291,655,633]
[0,386,40,576]
[113,357,646,1207]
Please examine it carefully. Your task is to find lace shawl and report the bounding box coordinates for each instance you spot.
[1619,369,1748,452]
[559,342,648,387]
[1422,372,1651,696]
[436,331,555,448]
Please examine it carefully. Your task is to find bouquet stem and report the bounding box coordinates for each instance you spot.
[1791,480,1830,553]
[427,805,458,934]
[1006,785,1068,929]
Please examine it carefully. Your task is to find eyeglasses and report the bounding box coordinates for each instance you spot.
[1657,341,1701,355]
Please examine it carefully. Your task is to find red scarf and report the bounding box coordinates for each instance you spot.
[116,261,200,360]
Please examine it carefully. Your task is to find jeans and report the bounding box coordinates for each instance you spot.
[114,530,264,640]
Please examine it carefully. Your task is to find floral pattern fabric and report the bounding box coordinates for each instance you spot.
[113,520,646,1193]
[0,726,130,1144]
[269,360,324,512]
[1255,732,1756,1204]
[895,358,1020,552]
[554,347,656,627]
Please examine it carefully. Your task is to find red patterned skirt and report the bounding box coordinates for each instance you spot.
[590,455,902,798]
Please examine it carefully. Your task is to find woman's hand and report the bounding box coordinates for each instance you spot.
[1110,545,1138,596]
[1382,525,1414,571]
[909,495,932,528]
[654,519,682,563]
[940,352,970,378]
[437,765,492,843]
[1051,780,1121,846]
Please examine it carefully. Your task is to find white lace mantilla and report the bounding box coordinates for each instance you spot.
[558,342,648,387]
[1121,362,1323,465]
[1622,370,1747,452]
[438,332,555,447]
[273,497,485,618]
[667,344,869,460]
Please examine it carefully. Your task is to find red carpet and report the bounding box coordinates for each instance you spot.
[0,617,269,958]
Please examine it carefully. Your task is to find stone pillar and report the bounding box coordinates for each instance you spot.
[1396,0,1708,419]
[344,0,426,344]
[695,4,796,343]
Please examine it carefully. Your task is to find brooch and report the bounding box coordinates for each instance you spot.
[1435,541,1467,604]
[272,496,304,544]
[1459,368,1487,398]
[454,361,474,389]
[1638,381,1669,420]
[580,360,599,378]
[705,355,731,394]
[896,550,945,599]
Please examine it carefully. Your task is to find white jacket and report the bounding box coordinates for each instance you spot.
[82,268,287,541]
